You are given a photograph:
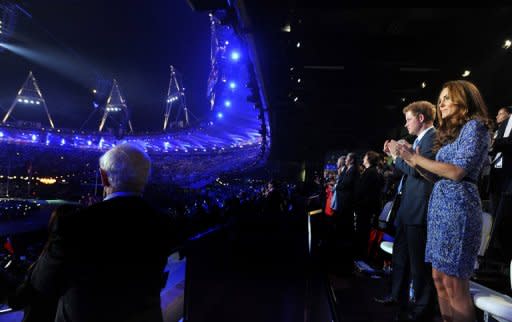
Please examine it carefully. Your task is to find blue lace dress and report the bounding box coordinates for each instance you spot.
[425,119,490,278]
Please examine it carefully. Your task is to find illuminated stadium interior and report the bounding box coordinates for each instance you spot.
[0,8,270,193]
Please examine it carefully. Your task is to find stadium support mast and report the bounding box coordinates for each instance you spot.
[2,71,55,128]
[163,65,189,131]
[98,79,133,134]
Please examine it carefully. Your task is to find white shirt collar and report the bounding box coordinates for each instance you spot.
[416,126,434,143]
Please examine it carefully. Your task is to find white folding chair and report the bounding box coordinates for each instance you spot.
[469,213,512,322]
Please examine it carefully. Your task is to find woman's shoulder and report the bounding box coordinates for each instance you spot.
[463,118,488,134]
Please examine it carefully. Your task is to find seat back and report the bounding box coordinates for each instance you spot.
[378,201,394,222]
[474,211,493,270]
[478,211,493,256]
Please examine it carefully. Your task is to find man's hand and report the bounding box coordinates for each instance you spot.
[383,140,391,155]
[383,139,399,158]
[397,144,419,167]
[397,139,411,149]
[387,140,400,159]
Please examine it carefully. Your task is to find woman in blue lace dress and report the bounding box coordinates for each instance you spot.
[397,80,492,322]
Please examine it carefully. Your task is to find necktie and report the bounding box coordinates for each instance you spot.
[412,138,420,149]
[397,175,405,194]
[397,138,419,194]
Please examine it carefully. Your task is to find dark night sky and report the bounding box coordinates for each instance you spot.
[0,0,211,130]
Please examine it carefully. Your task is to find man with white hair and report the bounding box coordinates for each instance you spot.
[31,142,178,322]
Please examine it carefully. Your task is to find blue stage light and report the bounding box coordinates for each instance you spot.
[217,112,223,119]
[224,100,231,107]
[31,134,36,141]
[60,138,65,145]
[228,82,236,89]
[230,51,240,61]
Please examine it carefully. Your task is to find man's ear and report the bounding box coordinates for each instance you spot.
[100,169,111,187]
[418,113,425,123]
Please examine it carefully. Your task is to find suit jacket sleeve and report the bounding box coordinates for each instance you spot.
[339,166,358,191]
[494,118,512,153]
[30,213,70,297]
[494,136,512,153]
[394,130,435,177]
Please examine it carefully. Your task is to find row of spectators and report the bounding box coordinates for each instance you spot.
[0,141,264,199]
[0,123,260,154]
[0,175,301,316]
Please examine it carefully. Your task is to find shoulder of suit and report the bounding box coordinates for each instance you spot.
[426,127,436,136]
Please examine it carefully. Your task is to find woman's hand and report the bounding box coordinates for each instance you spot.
[397,143,418,167]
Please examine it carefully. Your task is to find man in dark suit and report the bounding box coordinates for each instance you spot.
[489,107,512,261]
[335,152,359,240]
[331,155,346,213]
[381,101,437,321]
[490,107,512,213]
[31,142,178,322]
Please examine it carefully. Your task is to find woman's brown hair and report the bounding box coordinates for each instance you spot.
[433,80,492,153]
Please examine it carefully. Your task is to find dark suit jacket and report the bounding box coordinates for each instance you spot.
[31,196,178,322]
[394,128,436,226]
[336,165,360,214]
[492,117,512,191]
[355,166,384,216]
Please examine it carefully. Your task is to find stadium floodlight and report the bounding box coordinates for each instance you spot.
[163,65,190,131]
[98,79,133,133]
[282,24,291,33]
[0,2,18,48]
[2,71,55,128]
[230,51,240,61]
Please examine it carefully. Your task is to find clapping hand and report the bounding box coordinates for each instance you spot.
[383,140,392,155]
[397,143,419,167]
[383,139,401,158]
[397,139,411,149]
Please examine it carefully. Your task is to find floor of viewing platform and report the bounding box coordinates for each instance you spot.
[2,207,505,322]
[0,253,186,322]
